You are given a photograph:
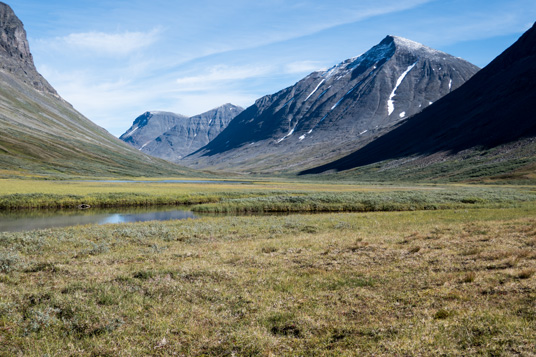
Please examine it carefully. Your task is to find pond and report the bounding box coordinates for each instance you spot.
[0,206,203,232]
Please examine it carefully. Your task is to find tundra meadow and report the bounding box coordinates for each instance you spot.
[1,179,535,355]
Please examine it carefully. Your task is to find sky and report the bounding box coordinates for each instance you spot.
[6,0,536,136]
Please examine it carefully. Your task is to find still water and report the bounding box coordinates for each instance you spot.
[0,206,202,232]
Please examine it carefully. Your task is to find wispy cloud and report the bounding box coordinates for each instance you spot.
[182,0,435,58]
[175,65,275,90]
[46,28,161,57]
[24,0,536,137]
[284,61,324,74]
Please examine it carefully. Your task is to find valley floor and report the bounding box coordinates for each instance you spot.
[1,201,535,355]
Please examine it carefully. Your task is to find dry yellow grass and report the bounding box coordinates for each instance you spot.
[0,178,436,196]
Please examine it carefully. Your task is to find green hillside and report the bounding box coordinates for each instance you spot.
[0,70,199,179]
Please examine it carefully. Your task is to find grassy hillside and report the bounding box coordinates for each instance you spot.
[0,70,197,179]
[303,138,536,184]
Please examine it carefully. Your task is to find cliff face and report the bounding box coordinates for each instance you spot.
[0,2,56,94]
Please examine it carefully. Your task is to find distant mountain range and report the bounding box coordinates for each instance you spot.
[181,35,479,173]
[120,104,243,161]
[300,22,536,182]
[0,2,193,178]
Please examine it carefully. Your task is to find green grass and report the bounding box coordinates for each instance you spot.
[0,71,197,180]
[313,139,536,185]
[2,179,535,212]
[191,187,536,213]
[1,205,535,355]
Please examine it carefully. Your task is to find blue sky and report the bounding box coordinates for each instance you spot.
[7,0,536,136]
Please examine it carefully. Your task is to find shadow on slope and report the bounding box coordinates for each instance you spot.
[300,23,536,175]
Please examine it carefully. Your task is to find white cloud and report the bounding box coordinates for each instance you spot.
[55,28,160,56]
[175,65,274,90]
[284,61,324,74]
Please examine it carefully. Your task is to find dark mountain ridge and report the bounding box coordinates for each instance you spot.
[301,23,536,176]
[183,35,479,173]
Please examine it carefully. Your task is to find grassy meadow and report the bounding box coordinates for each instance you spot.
[1,178,536,212]
[1,179,536,355]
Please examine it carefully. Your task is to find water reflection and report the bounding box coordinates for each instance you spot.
[99,210,196,224]
[0,206,198,232]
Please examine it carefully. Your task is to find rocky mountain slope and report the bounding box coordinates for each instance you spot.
[0,2,194,178]
[120,104,242,161]
[182,35,479,173]
[0,2,56,94]
[301,23,536,182]
[120,111,189,150]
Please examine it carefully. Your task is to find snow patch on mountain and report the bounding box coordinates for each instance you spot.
[124,126,138,137]
[391,36,443,57]
[304,79,325,102]
[388,61,418,115]
[277,126,296,143]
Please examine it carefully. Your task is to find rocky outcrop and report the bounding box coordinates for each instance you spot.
[0,2,56,94]
[143,104,243,161]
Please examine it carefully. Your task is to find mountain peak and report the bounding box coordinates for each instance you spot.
[121,105,243,160]
[300,23,536,176]
[0,2,57,94]
[216,103,243,111]
[382,35,445,57]
[183,35,479,172]
[0,3,30,59]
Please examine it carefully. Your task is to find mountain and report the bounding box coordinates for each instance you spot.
[0,2,194,178]
[300,23,536,182]
[120,111,189,150]
[140,104,243,161]
[182,36,479,173]
[0,3,56,95]
[120,104,242,161]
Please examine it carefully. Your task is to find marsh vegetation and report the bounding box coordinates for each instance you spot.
[0,179,535,355]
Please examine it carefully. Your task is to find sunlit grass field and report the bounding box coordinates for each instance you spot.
[1,179,535,355]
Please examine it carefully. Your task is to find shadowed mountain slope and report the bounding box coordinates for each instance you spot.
[301,23,536,178]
